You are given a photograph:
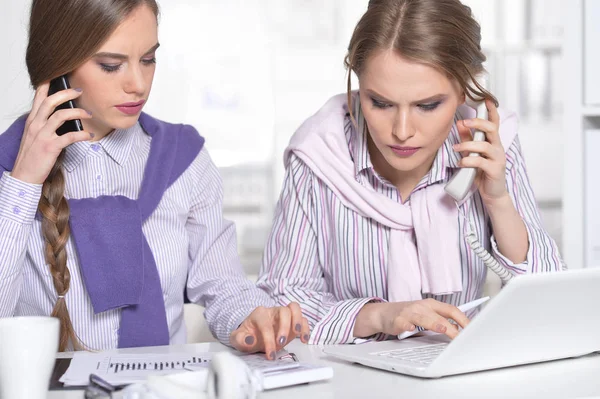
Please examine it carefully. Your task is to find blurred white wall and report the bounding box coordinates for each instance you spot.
[0,0,567,273]
[0,0,32,127]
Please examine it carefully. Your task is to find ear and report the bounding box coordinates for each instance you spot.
[450,76,466,105]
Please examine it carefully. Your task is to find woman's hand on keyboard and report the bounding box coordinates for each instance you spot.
[354,299,471,339]
[229,302,310,360]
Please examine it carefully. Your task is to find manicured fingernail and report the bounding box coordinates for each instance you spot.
[86,110,92,116]
[244,335,254,345]
[75,88,83,92]
[89,133,95,139]
[295,323,301,332]
[269,351,276,360]
[436,324,447,333]
[453,144,459,150]
[303,334,309,342]
[279,336,286,345]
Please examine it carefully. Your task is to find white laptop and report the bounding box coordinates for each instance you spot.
[323,268,600,378]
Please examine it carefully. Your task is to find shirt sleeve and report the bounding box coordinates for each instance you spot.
[0,171,43,316]
[184,148,275,346]
[489,137,565,274]
[257,154,386,344]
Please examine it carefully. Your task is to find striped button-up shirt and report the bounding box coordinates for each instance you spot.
[0,121,274,349]
[258,103,563,345]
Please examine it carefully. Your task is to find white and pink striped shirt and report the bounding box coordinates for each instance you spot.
[257,95,563,345]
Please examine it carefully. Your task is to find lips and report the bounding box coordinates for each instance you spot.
[389,146,420,157]
[115,100,146,116]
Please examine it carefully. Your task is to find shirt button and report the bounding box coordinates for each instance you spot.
[91,144,101,152]
[18,190,25,197]
[13,206,21,215]
[96,174,102,181]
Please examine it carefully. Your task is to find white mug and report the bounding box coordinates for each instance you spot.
[0,316,60,399]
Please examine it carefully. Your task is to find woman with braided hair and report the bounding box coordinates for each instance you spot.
[0,0,309,357]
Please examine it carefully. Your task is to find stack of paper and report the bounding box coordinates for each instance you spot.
[59,351,333,390]
[60,352,213,386]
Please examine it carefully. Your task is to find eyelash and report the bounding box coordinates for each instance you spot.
[418,101,442,112]
[99,57,157,74]
[371,98,392,109]
[371,98,442,112]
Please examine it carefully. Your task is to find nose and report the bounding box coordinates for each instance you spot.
[392,109,416,142]
[123,64,145,95]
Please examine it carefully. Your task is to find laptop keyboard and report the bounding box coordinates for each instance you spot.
[373,343,448,365]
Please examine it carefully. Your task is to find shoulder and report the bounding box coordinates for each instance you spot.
[299,93,350,129]
[139,113,204,146]
[0,115,28,172]
[289,94,349,142]
[287,152,314,177]
[139,114,213,196]
[184,147,224,201]
[165,145,225,208]
[285,93,351,165]
[282,153,319,204]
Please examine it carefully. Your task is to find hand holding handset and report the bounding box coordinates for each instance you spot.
[443,73,515,284]
[47,75,84,136]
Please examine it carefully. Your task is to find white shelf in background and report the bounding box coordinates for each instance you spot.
[583,106,600,117]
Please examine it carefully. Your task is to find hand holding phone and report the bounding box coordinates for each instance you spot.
[10,81,93,184]
[444,74,516,285]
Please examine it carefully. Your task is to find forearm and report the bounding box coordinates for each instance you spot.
[485,194,528,263]
[354,302,385,338]
[0,172,41,315]
[203,280,275,346]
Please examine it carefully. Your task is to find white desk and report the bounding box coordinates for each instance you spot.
[48,340,600,399]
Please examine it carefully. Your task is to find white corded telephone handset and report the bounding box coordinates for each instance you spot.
[444,73,514,284]
[444,73,489,203]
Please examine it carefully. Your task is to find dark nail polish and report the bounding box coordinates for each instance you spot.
[295,323,301,332]
[244,335,254,345]
[75,88,83,92]
[89,133,95,139]
[269,351,276,360]
[303,334,309,342]
[278,336,286,345]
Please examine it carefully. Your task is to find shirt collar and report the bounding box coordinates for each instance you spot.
[100,122,142,166]
[62,122,144,172]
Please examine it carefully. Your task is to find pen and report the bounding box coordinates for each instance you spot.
[397,296,490,340]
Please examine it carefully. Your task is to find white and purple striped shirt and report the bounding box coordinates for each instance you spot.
[257,99,563,345]
[0,121,274,350]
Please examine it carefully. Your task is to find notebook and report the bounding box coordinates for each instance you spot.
[324,268,600,378]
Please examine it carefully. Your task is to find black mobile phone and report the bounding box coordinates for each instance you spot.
[47,75,84,136]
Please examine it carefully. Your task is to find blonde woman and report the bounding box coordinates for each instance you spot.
[258,0,562,344]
